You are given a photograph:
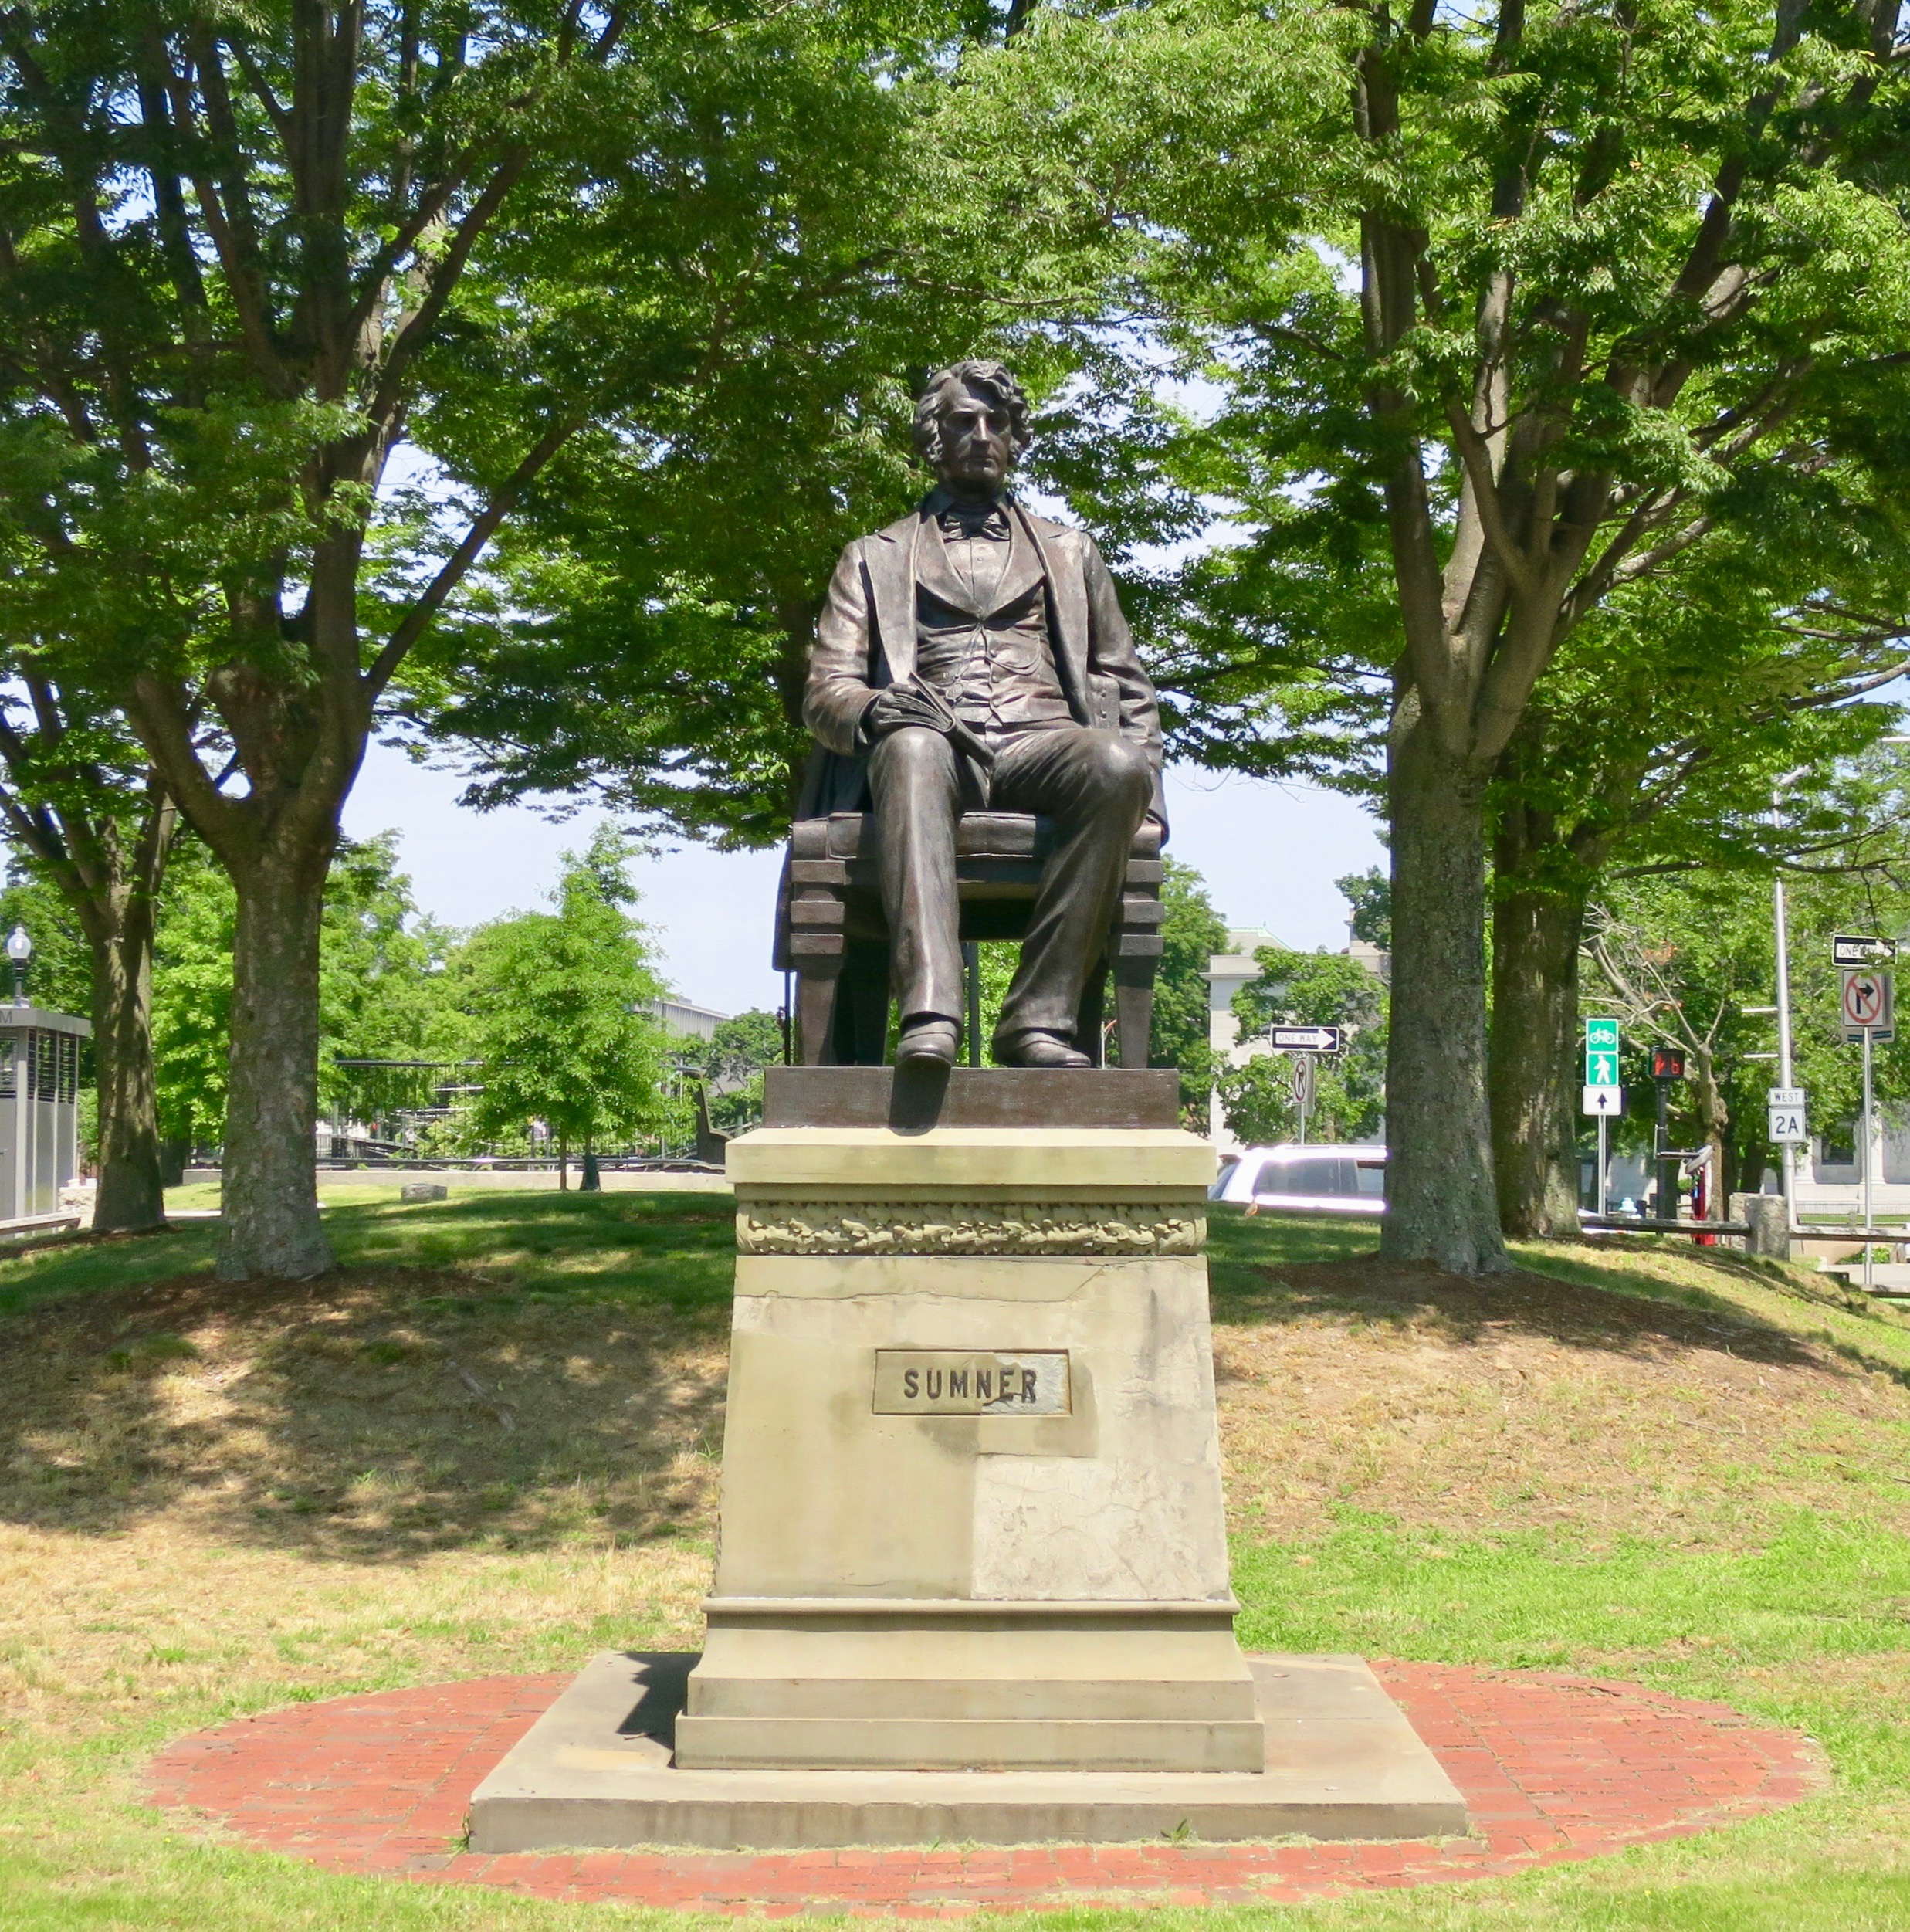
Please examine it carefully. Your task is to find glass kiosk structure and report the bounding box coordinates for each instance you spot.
[0,1007,88,1221]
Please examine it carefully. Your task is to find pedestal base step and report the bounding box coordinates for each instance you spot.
[469,1651,1471,1852]
[675,1714,1267,1773]
[680,1596,1263,1769]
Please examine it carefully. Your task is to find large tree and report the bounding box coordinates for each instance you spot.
[970,0,1910,1268]
[1488,511,1910,1236]
[149,831,456,1161]
[0,0,938,1276]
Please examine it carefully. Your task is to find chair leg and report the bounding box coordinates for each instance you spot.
[841,943,891,1066]
[1113,954,1156,1070]
[796,966,845,1066]
[963,941,983,1069]
[1075,958,1108,1066]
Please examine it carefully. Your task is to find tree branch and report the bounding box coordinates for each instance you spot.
[365,416,580,698]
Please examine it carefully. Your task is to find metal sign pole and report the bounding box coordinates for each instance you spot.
[1597,1113,1608,1218]
[1775,879,1795,1217]
[1864,1025,1875,1295]
[1298,1058,1308,1147]
[1654,1080,1672,1220]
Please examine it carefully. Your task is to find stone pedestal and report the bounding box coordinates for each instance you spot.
[677,1068,1258,1774]
[466,1069,1469,1848]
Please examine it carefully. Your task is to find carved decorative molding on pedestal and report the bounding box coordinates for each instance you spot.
[735,1202,1206,1257]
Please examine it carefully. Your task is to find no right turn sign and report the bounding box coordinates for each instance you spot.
[1841,968,1895,1041]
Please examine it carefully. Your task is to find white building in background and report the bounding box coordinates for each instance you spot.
[1206,929,1282,1154]
[1204,927,1392,1156]
[1791,1110,1910,1222]
[647,998,727,1041]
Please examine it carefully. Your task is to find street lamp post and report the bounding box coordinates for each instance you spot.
[6,926,31,1008]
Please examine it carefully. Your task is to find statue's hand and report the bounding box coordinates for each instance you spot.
[860,680,957,740]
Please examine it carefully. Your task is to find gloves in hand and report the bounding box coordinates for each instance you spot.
[858,680,997,769]
[861,680,959,739]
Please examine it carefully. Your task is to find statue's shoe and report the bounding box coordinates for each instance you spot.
[896,1018,960,1067]
[997,1030,1091,1069]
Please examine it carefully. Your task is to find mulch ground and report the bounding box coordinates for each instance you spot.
[144,1661,1827,1914]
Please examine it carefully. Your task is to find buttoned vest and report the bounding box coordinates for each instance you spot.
[912,517,1073,733]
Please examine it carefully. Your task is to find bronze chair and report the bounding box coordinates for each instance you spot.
[774,812,1164,1066]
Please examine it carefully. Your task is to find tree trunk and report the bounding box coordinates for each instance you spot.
[1380,715,1509,1273]
[1692,1052,1729,1222]
[89,912,165,1234]
[1488,876,1587,1239]
[0,776,179,1235]
[218,850,332,1280]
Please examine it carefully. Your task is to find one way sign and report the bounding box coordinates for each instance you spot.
[1834,934,1898,968]
[1582,1084,1623,1117]
[1269,1025,1343,1054]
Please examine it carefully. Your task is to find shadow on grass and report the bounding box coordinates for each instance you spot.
[0,1191,737,1561]
[1211,1207,1860,1378]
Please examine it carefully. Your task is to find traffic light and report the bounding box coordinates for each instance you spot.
[1652,1046,1685,1080]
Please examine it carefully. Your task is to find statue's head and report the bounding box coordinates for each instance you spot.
[914,359,1032,499]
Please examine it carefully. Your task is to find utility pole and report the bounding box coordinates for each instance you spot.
[1774,876,1797,1221]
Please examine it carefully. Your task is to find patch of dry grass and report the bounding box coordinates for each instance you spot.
[0,1266,727,1560]
[1212,1251,1910,1547]
[0,1246,726,1768]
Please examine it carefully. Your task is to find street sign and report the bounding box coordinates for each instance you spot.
[1269,1025,1343,1053]
[1841,968,1895,1041]
[1652,1046,1686,1080]
[1767,1086,1804,1108]
[1583,1018,1621,1101]
[1768,1102,1809,1144]
[1834,934,1898,968]
[1290,1056,1316,1106]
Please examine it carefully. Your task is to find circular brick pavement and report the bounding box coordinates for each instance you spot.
[146,1663,1827,1913]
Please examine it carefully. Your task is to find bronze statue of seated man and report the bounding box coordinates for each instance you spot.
[801,359,1164,1069]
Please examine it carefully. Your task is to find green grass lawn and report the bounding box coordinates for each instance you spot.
[5,1195,1910,1927]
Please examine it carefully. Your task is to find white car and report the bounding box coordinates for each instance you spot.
[1209,1144,1387,1215]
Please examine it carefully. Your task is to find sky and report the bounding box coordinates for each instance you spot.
[340,738,1387,1019]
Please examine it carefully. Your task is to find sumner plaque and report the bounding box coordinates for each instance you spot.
[872,1349,1070,1415]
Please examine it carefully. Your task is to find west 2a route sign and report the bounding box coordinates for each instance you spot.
[1841,968,1895,1042]
[1768,1086,1809,1144]
[1582,1017,1621,1116]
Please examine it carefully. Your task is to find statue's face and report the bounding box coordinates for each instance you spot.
[930,381,1016,497]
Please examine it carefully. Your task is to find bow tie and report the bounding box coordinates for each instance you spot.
[937,500,1010,541]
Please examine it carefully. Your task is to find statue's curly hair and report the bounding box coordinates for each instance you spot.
[913,359,1033,465]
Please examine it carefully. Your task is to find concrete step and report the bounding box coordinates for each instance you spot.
[672,1713,1268,1773]
[685,1673,1259,1722]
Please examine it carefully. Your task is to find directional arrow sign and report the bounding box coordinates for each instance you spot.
[1270,1025,1343,1054]
[1582,1085,1623,1117]
[1834,934,1898,968]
